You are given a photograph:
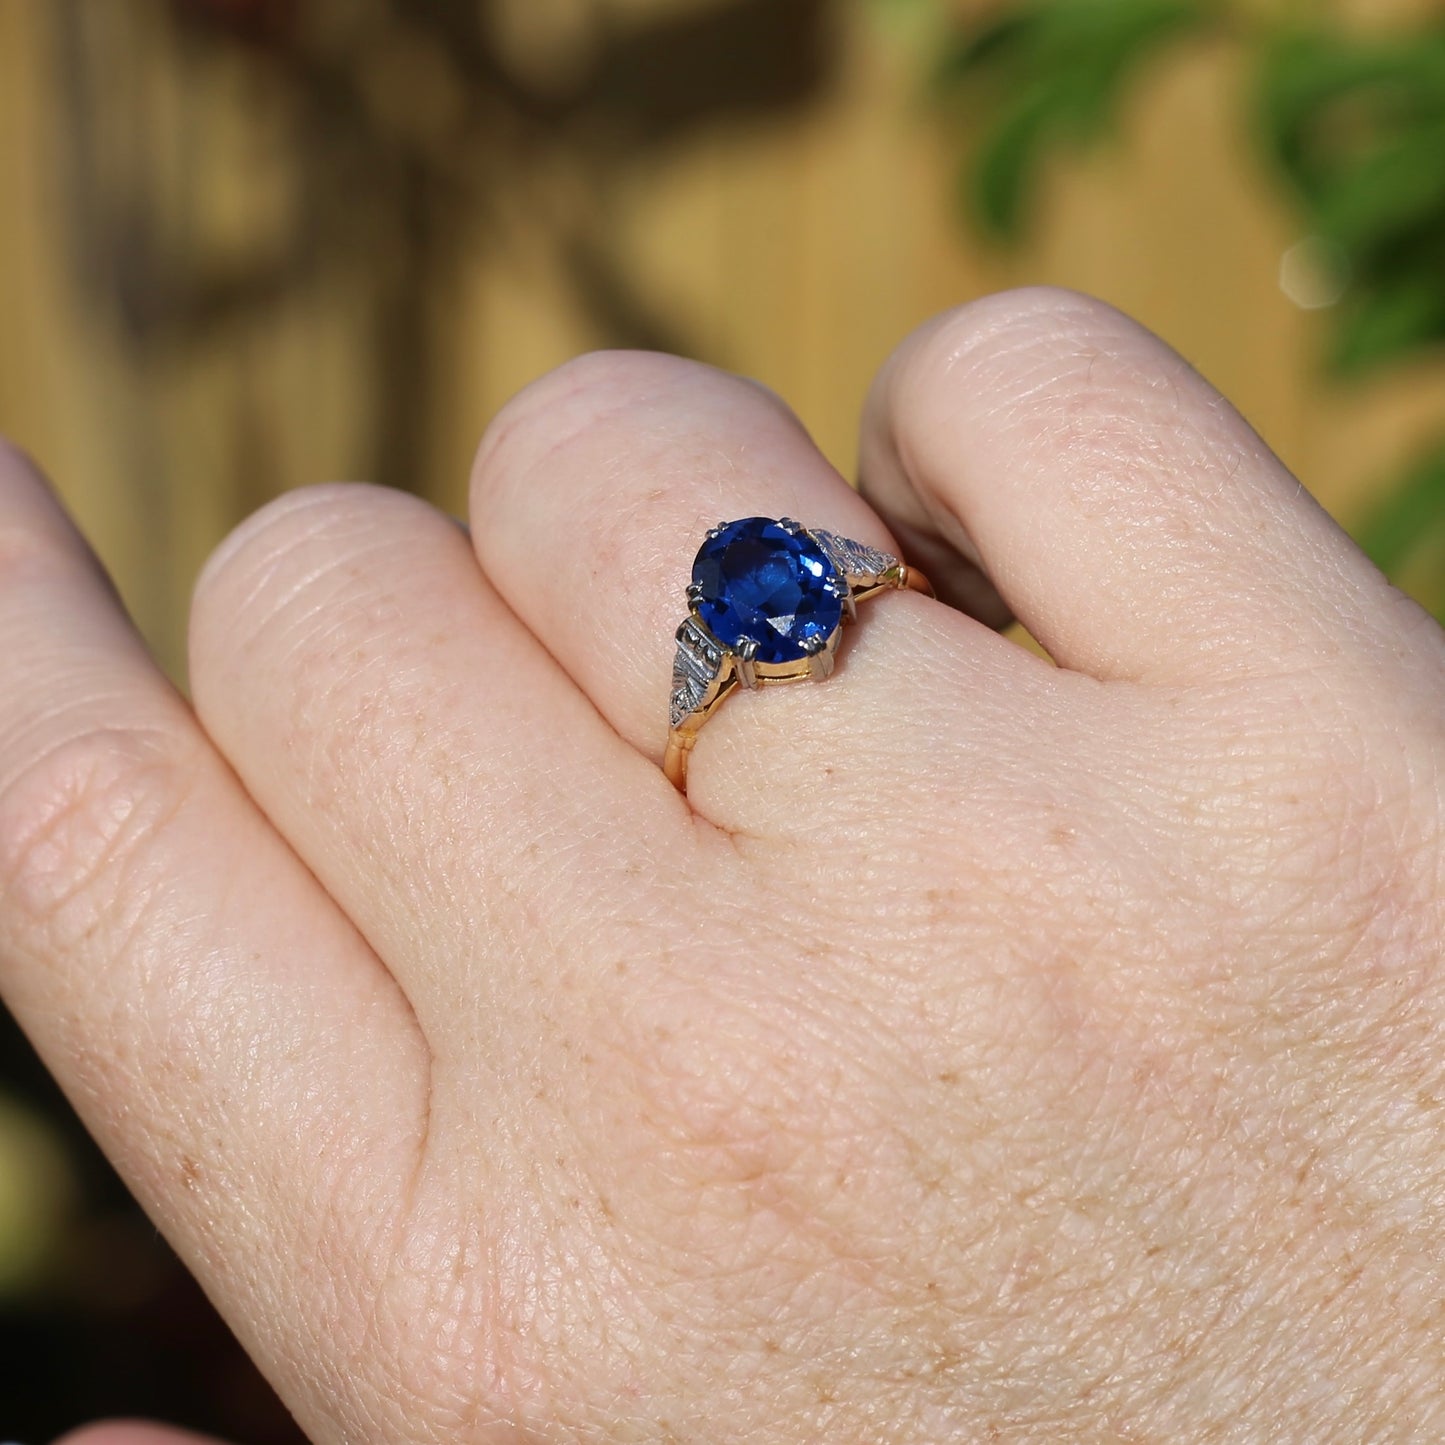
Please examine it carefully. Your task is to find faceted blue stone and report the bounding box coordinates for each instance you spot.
[691,517,844,664]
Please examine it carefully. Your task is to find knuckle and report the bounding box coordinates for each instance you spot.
[898,287,1186,444]
[892,288,1265,549]
[0,450,110,595]
[470,348,723,509]
[0,722,196,951]
[899,286,1111,399]
[189,482,436,669]
[193,481,414,619]
[0,437,55,504]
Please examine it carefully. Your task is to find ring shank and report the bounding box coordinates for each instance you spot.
[663,728,698,792]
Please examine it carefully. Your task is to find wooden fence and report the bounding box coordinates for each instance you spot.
[1,0,1440,677]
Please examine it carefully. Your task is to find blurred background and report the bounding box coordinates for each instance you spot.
[0,0,1441,1439]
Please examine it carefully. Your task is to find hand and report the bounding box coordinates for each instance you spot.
[3,289,1442,1443]
[55,1428,227,1445]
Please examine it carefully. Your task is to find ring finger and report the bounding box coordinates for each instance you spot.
[468,352,1053,833]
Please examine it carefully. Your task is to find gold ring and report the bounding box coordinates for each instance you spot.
[664,516,933,792]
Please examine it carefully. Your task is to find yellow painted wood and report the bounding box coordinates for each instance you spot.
[0,0,1441,685]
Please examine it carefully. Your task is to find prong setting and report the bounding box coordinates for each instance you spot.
[667,518,931,793]
[802,633,835,680]
[826,576,857,620]
[735,638,760,689]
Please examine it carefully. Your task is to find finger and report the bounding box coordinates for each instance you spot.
[872,508,1014,631]
[189,483,688,1059]
[0,446,427,1423]
[859,287,1432,685]
[469,352,1051,825]
[54,1425,231,1445]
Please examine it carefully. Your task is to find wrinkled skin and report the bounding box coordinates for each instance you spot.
[3,290,1443,1444]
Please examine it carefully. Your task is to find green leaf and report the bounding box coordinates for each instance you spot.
[968,84,1059,238]
[1041,0,1208,137]
[1256,22,1445,373]
[1357,439,1445,615]
[1261,34,1445,191]
[1310,122,1445,255]
[933,11,1036,93]
[938,0,1214,240]
[1330,275,1445,375]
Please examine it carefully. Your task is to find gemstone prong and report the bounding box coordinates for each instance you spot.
[802,633,834,680]
[735,638,760,689]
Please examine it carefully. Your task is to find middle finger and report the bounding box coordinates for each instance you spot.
[189,482,689,1057]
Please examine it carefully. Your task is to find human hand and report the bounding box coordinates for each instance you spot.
[3,289,1442,1442]
[54,1427,228,1445]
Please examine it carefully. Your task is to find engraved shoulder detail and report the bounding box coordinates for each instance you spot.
[811,528,898,584]
[670,618,724,729]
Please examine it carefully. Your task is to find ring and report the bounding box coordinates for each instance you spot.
[664,516,933,792]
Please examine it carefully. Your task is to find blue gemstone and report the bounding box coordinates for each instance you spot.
[691,517,844,664]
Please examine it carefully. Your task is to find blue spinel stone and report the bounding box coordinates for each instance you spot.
[691,517,844,664]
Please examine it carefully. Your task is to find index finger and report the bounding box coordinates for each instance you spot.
[56,1427,232,1445]
[0,444,427,1436]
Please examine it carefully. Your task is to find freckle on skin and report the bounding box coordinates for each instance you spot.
[180,1156,200,1190]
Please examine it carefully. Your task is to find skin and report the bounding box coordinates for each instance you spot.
[2,287,1442,1444]
[56,1430,228,1445]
